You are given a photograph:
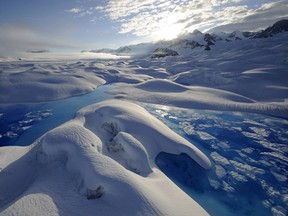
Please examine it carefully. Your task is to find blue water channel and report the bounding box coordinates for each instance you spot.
[144,104,288,216]
[0,85,111,147]
[0,87,287,216]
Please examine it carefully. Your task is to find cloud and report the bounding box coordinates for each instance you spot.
[210,0,288,32]
[15,52,130,61]
[244,1,288,22]
[93,0,287,40]
[68,8,82,14]
[0,25,79,57]
[96,0,214,40]
[64,0,287,42]
[210,0,244,6]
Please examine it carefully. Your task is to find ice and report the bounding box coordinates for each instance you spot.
[180,122,196,135]
[243,119,264,126]
[0,109,53,143]
[222,181,235,193]
[242,131,266,140]
[197,131,216,141]
[261,152,288,163]
[21,126,32,131]
[241,147,254,154]
[256,140,286,153]
[208,178,221,190]
[230,160,265,179]
[215,165,227,178]
[271,206,287,216]
[4,131,18,138]
[228,171,248,183]
[210,151,230,166]
[262,199,272,208]
[250,127,270,138]
[270,170,287,182]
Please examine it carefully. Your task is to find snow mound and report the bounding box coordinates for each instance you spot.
[130,79,255,103]
[0,61,105,103]
[109,79,288,118]
[0,100,210,216]
[79,100,211,169]
[135,79,188,92]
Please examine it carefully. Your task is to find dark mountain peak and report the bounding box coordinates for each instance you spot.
[176,29,203,41]
[204,33,216,45]
[83,19,288,58]
[192,29,202,35]
[266,19,288,34]
[253,19,288,38]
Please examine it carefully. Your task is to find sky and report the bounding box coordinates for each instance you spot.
[0,0,287,57]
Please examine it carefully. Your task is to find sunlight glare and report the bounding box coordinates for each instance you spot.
[153,14,185,41]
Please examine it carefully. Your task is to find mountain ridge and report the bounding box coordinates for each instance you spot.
[83,19,288,58]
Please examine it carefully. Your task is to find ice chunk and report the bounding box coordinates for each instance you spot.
[210,151,230,166]
[5,131,18,138]
[250,127,270,138]
[180,122,196,135]
[215,165,227,179]
[229,171,248,183]
[208,178,221,190]
[271,205,287,216]
[270,170,287,182]
[197,131,216,140]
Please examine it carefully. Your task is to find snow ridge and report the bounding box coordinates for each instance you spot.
[0,100,210,216]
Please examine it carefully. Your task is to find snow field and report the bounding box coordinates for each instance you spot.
[0,31,287,215]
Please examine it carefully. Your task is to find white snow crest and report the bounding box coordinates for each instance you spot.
[80,100,211,169]
[0,100,211,216]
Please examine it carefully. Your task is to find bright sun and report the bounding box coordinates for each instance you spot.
[153,15,185,41]
[156,24,183,40]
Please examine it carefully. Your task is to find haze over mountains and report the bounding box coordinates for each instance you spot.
[83,19,288,58]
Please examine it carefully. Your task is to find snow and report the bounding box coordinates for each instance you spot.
[0,33,287,117]
[0,61,105,103]
[0,30,287,215]
[0,100,210,216]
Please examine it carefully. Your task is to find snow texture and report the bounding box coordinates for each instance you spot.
[0,29,287,216]
[0,100,210,216]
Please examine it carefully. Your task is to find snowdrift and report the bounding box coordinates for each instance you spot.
[109,79,288,118]
[0,100,211,216]
[0,62,105,103]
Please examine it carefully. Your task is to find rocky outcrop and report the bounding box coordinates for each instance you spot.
[152,48,179,58]
[253,19,288,38]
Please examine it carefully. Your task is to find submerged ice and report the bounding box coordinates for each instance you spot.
[148,105,288,216]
